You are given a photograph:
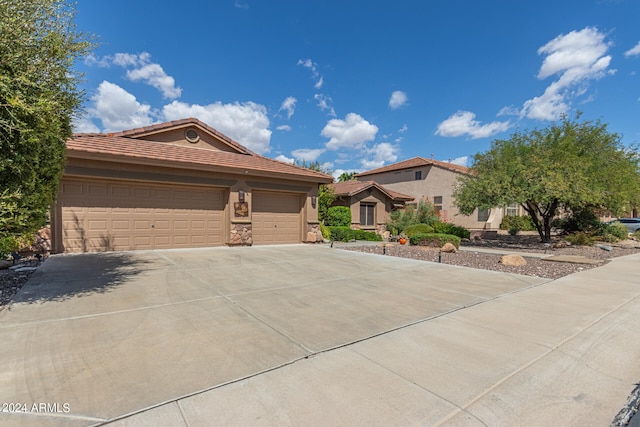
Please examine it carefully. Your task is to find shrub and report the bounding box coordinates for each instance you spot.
[387,200,440,234]
[319,223,331,240]
[508,227,520,236]
[402,223,434,238]
[562,206,601,233]
[598,222,628,241]
[327,226,382,242]
[431,222,471,240]
[409,233,461,248]
[500,215,536,232]
[565,232,595,246]
[326,206,352,226]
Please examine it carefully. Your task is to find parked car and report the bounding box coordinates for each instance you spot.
[606,218,640,233]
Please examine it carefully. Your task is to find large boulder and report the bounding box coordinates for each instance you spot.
[441,242,457,253]
[499,254,527,266]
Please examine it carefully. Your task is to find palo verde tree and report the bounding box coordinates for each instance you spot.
[0,0,94,247]
[453,115,640,243]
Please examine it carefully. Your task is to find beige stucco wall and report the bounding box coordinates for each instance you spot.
[359,165,503,230]
[52,156,323,251]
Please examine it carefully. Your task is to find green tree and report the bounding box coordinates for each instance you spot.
[337,171,357,182]
[453,115,640,242]
[1,0,94,243]
[297,160,336,222]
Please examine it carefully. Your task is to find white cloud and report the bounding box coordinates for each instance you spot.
[389,91,408,109]
[625,41,640,57]
[276,125,292,131]
[297,58,324,89]
[89,52,182,99]
[234,0,249,9]
[398,124,408,133]
[322,113,379,150]
[162,100,272,154]
[314,94,336,116]
[332,168,362,180]
[274,154,295,164]
[446,156,469,167]
[72,116,101,133]
[279,96,297,119]
[291,148,326,162]
[90,81,154,132]
[497,106,520,116]
[361,142,399,169]
[521,27,613,120]
[435,111,509,139]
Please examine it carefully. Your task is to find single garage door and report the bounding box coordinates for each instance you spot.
[59,178,226,252]
[252,191,302,245]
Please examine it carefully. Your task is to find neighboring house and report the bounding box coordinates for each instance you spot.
[355,156,503,233]
[50,118,333,253]
[328,180,414,234]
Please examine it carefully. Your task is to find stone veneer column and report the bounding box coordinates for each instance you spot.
[230,223,252,246]
[306,223,324,243]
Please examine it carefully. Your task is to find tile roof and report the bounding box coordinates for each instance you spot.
[74,118,253,155]
[329,180,413,201]
[355,156,469,177]
[67,130,333,183]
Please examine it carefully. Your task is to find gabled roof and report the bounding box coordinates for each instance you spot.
[75,118,253,155]
[67,120,333,183]
[329,180,414,201]
[355,156,469,177]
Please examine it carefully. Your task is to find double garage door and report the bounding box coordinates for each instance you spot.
[59,179,225,252]
[57,179,304,252]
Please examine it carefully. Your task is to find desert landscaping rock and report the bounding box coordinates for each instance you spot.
[440,242,457,253]
[499,254,527,266]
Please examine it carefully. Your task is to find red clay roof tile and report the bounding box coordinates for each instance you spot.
[67,122,333,183]
[355,156,469,177]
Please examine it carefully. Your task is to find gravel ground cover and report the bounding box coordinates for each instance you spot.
[342,232,640,280]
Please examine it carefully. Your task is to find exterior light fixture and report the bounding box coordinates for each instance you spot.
[238,190,245,202]
[311,195,317,208]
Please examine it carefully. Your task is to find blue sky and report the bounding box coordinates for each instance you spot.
[73,0,640,178]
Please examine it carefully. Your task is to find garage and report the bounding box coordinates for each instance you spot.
[252,191,303,245]
[58,178,226,252]
[52,118,333,253]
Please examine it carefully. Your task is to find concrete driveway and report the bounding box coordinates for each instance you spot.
[1,245,639,426]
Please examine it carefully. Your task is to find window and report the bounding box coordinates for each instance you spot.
[477,208,490,222]
[433,196,443,213]
[506,203,518,217]
[360,203,375,227]
[415,171,422,180]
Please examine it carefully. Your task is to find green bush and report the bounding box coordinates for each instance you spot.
[565,232,595,246]
[386,200,440,234]
[0,234,31,260]
[595,222,629,243]
[431,222,471,240]
[562,206,601,233]
[508,227,520,236]
[402,223,434,238]
[409,233,461,248]
[500,215,536,232]
[319,223,331,240]
[327,226,382,242]
[326,206,352,226]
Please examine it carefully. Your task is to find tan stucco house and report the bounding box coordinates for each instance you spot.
[355,157,503,233]
[328,180,413,233]
[51,118,333,253]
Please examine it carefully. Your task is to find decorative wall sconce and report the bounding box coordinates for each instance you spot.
[311,195,317,208]
[238,190,245,203]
